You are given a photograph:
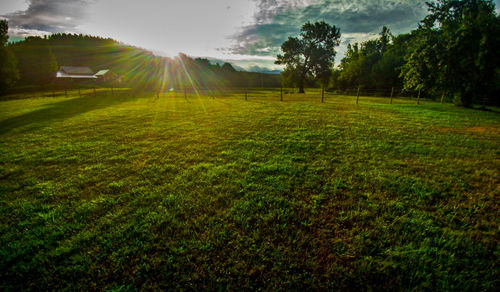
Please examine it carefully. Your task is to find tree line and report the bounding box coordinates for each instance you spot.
[0,25,281,94]
[277,0,500,107]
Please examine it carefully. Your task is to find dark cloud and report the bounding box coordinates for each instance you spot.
[252,0,314,24]
[2,0,90,36]
[232,0,431,56]
[231,22,298,55]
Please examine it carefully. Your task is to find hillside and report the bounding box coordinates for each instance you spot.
[8,34,282,90]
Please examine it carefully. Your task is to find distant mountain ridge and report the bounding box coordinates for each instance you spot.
[205,58,281,74]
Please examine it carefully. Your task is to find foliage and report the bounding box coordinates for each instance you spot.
[0,20,19,93]
[0,20,7,45]
[333,1,499,106]
[372,33,410,89]
[400,28,444,95]
[11,36,58,86]
[338,27,405,91]
[402,0,500,107]
[276,21,341,93]
[0,90,498,290]
[7,34,282,92]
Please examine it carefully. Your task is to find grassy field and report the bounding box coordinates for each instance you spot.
[0,89,499,290]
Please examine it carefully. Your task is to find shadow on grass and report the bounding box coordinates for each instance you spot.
[0,90,139,135]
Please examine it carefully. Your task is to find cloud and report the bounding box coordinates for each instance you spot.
[2,0,90,37]
[0,0,30,15]
[231,0,430,57]
[80,0,258,59]
[251,0,320,24]
[2,0,499,67]
[8,27,51,37]
[230,23,297,56]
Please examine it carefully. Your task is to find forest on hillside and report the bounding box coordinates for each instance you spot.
[0,32,282,93]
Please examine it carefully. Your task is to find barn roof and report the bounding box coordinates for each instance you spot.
[95,69,110,76]
[59,66,94,75]
[56,66,114,79]
[56,71,98,79]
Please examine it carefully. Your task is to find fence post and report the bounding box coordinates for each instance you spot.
[356,86,360,104]
[441,91,445,104]
[390,87,394,104]
[321,87,324,103]
[93,87,97,97]
[111,87,114,96]
[417,88,421,104]
[280,86,283,102]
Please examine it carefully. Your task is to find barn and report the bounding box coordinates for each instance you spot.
[55,66,118,95]
[56,66,97,79]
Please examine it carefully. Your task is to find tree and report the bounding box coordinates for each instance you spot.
[221,62,242,87]
[0,20,19,93]
[0,20,7,45]
[275,21,341,93]
[407,0,500,107]
[328,69,342,90]
[338,43,363,89]
[379,26,392,54]
[338,27,398,91]
[11,36,58,86]
[400,28,444,97]
[221,62,236,74]
[373,33,414,90]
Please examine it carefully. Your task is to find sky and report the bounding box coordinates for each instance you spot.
[1,0,499,71]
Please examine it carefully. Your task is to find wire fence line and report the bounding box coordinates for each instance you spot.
[2,85,436,105]
[172,87,432,105]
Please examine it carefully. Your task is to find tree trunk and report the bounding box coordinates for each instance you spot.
[460,88,472,108]
[298,79,305,93]
[298,60,308,94]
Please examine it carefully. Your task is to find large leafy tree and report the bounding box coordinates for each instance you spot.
[405,0,500,107]
[400,28,445,96]
[0,20,19,93]
[338,43,364,89]
[276,21,341,93]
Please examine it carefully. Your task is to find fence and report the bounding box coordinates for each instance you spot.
[170,86,437,105]
[1,85,444,106]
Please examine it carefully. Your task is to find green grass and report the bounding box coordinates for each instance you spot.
[1,89,499,290]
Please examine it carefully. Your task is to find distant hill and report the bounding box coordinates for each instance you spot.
[206,58,282,75]
[246,66,282,75]
[8,34,282,90]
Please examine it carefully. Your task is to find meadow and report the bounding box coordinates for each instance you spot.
[0,89,498,290]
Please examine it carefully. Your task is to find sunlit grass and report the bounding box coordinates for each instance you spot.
[0,89,498,290]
